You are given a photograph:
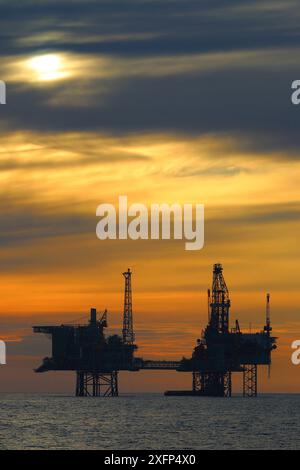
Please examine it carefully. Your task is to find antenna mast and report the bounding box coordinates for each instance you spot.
[264,293,272,336]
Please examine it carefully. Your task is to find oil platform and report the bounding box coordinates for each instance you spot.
[166,263,277,397]
[33,264,277,397]
[33,269,138,397]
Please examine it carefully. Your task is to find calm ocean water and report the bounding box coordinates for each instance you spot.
[0,393,299,450]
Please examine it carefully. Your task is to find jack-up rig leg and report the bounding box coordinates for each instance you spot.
[192,371,202,392]
[192,371,232,397]
[76,371,119,397]
[243,365,257,397]
[223,371,232,397]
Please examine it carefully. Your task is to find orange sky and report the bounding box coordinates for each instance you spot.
[1,2,300,393]
[0,131,299,393]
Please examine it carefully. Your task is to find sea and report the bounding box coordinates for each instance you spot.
[0,393,299,450]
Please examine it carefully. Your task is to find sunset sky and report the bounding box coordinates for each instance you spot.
[0,0,299,393]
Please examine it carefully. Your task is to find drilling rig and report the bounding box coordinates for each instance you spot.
[167,263,277,397]
[193,263,233,396]
[33,269,138,397]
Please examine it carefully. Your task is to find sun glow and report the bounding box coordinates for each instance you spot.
[27,54,68,81]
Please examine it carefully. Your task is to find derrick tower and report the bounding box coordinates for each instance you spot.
[209,263,230,334]
[122,268,134,345]
[193,263,232,396]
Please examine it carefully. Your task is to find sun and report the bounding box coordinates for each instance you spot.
[27,54,67,81]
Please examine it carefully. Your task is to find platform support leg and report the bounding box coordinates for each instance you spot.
[76,371,85,396]
[76,371,119,397]
[224,371,232,397]
[243,365,257,397]
[192,371,232,397]
[192,371,202,392]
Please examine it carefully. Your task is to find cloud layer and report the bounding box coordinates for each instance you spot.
[0,0,300,153]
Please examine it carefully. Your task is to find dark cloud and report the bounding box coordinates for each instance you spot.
[0,197,298,275]
[1,1,300,57]
[1,68,299,157]
[0,199,92,247]
[2,198,298,249]
[0,0,299,156]
[0,149,148,172]
[223,203,300,225]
